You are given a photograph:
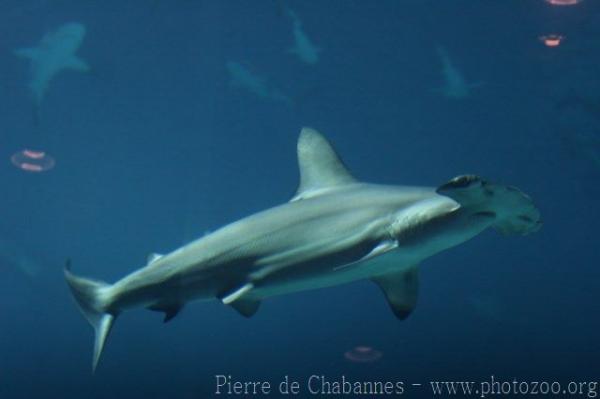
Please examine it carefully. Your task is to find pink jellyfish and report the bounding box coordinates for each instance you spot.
[11,149,55,172]
[344,346,383,363]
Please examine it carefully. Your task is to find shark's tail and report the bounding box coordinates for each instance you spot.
[64,261,116,373]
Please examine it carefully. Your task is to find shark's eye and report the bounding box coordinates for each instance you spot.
[445,175,481,189]
[11,149,55,173]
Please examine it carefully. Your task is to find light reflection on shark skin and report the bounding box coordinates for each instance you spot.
[15,22,89,109]
[226,61,292,105]
[434,46,482,99]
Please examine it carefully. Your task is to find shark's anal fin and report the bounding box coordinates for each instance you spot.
[148,302,184,323]
[230,298,261,318]
[372,265,419,320]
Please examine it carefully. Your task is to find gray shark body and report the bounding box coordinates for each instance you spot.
[226,61,291,104]
[16,22,89,106]
[65,128,541,371]
[285,8,320,65]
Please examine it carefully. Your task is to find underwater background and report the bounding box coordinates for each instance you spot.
[0,0,599,398]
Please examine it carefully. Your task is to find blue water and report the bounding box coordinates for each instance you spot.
[0,1,598,398]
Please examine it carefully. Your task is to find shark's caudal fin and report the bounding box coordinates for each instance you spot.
[64,262,116,373]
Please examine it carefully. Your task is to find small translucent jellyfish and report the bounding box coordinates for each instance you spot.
[344,346,382,363]
[11,149,55,172]
[545,0,582,5]
[539,34,564,47]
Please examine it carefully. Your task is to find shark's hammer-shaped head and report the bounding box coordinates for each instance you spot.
[437,175,542,236]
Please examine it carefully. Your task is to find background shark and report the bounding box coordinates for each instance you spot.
[15,22,89,117]
[226,61,291,104]
[434,46,482,99]
[285,8,320,65]
[65,128,540,372]
[0,238,44,278]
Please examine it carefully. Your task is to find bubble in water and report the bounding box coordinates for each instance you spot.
[11,149,55,172]
[344,346,382,363]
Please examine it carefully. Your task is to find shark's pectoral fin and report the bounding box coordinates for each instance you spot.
[64,55,90,72]
[333,239,398,272]
[372,265,419,320]
[148,302,184,323]
[291,128,357,201]
[229,298,261,318]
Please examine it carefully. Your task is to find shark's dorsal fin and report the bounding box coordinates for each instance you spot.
[291,128,357,201]
[147,253,164,264]
[372,265,419,320]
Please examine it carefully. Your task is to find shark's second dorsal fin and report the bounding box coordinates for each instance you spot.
[291,128,357,201]
[147,253,163,264]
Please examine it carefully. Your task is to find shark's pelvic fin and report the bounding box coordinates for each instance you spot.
[372,265,419,320]
[64,262,116,373]
[229,298,261,318]
[148,302,184,323]
[292,127,357,201]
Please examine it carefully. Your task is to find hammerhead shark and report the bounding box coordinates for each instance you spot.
[15,22,89,115]
[226,61,291,105]
[65,128,541,371]
[435,46,482,99]
[0,238,43,278]
[285,8,320,65]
